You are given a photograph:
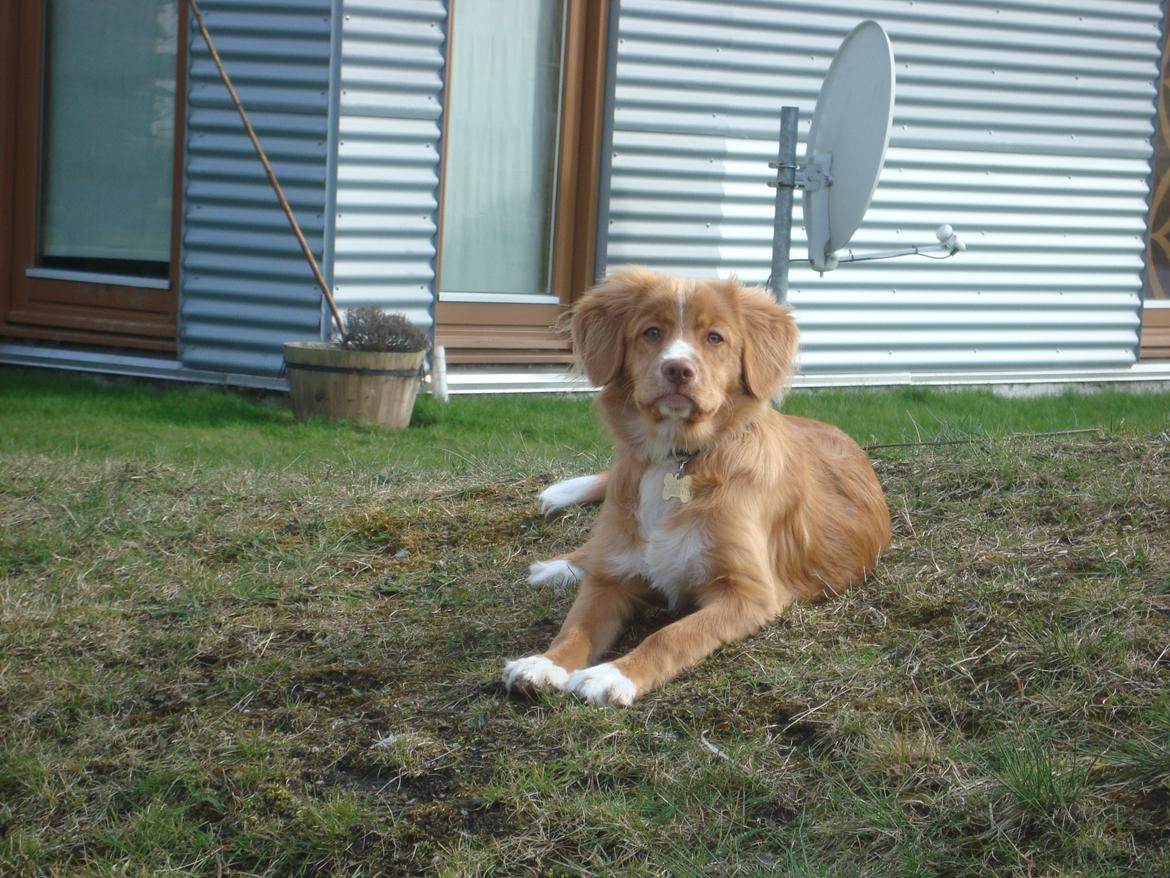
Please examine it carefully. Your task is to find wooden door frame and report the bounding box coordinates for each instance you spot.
[1141,6,1170,360]
[0,0,186,352]
[0,0,18,326]
[435,0,610,364]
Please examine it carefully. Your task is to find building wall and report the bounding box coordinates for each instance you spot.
[605,0,1163,375]
[172,0,1165,385]
[332,0,446,333]
[179,0,334,378]
[179,0,445,380]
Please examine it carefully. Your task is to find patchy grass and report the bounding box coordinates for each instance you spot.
[1,369,1168,875]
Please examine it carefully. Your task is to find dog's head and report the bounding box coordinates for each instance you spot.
[571,267,798,442]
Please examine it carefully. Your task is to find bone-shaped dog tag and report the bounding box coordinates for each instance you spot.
[662,473,693,503]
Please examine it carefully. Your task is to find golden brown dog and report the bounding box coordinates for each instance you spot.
[503,267,890,705]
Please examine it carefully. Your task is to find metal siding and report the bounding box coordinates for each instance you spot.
[333,0,445,333]
[606,0,1163,373]
[180,0,334,377]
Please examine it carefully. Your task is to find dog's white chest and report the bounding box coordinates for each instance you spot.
[633,463,708,607]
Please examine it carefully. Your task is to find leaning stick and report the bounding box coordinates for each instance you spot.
[188,0,347,339]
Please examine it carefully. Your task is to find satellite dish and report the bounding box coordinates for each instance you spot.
[802,20,895,272]
[767,20,962,299]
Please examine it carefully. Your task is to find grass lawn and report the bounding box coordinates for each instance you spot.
[1,367,1168,876]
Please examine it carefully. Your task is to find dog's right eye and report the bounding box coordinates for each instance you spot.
[643,327,661,340]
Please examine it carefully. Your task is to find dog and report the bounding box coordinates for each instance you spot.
[503,267,891,706]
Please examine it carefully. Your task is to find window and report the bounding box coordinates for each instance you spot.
[435,0,609,363]
[38,0,178,279]
[441,0,566,297]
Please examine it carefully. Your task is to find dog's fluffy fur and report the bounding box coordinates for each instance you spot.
[503,267,891,705]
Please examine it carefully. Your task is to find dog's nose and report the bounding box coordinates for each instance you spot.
[662,358,695,386]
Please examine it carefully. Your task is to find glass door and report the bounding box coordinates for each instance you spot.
[1,0,184,350]
[435,0,609,364]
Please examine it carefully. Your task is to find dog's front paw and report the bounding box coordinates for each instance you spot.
[566,663,638,707]
[539,474,605,515]
[502,655,569,695]
[528,558,584,589]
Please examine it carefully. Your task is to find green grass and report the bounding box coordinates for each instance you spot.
[1,366,1168,876]
[2,367,1169,474]
[0,369,611,476]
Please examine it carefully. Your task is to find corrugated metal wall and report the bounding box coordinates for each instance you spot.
[180,0,334,377]
[605,0,1164,374]
[333,0,445,332]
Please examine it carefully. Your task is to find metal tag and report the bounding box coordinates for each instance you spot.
[662,473,694,503]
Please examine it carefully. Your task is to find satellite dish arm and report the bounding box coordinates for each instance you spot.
[832,224,966,266]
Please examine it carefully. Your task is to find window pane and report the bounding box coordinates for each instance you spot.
[440,0,565,295]
[39,0,177,276]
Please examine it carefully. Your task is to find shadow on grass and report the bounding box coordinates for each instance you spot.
[2,367,292,429]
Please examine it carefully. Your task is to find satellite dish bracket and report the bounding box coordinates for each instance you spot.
[768,153,832,192]
[767,150,837,275]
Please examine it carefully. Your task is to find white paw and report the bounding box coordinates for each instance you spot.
[528,558,584,589]
[566,663,638,707]
[502,655,568,694]
[539,474,605,515]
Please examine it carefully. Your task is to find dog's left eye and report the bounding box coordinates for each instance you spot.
[707,331,724,345]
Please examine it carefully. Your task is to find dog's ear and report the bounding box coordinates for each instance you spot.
[571,267,659,386]
[735,283,799,399]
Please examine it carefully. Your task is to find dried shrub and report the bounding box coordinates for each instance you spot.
[340,307,429,353]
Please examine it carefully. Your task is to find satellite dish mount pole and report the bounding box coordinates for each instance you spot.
[767,106,799,303]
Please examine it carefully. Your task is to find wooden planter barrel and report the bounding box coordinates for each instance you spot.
[283,342,426,430]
